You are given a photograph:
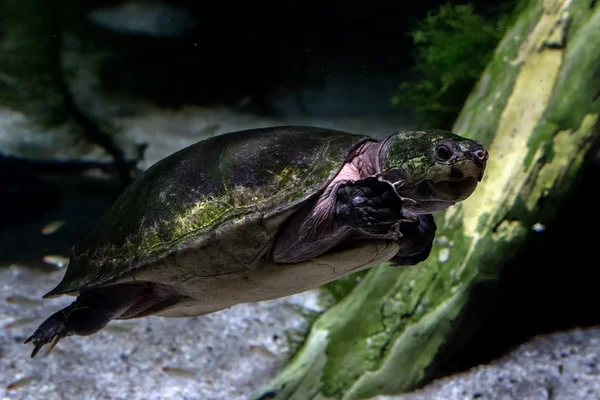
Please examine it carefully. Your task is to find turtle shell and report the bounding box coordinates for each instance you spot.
[46,126,371,297]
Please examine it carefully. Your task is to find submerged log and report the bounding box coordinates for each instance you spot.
[258,0,600,398]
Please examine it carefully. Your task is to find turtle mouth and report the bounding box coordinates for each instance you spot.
[428,158,486,184]
[429,177,479,202]
[427,158,485,203]
[393,159,485,215]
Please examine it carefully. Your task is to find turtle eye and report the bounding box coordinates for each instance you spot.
[435,144,453,161]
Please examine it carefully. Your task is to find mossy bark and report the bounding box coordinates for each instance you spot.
[257,0,600,399]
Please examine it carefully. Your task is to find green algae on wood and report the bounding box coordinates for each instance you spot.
[257,1,600,399]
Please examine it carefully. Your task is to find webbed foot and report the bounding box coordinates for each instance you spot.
[336,177,415,236]
[25,310,71,358]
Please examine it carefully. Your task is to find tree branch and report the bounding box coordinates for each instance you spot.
[49,5,135,184]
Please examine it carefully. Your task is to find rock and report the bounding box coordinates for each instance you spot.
[376,327,600,400]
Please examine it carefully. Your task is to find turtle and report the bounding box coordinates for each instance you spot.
[25,125,488,357]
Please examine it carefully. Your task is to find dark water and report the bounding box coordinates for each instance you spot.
[0,173,124,268]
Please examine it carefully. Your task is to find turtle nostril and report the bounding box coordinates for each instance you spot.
[474,149,488,164]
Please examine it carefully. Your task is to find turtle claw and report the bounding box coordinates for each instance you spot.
[399,196,417,205]
[46,335,62,355]
[25,316,69,358]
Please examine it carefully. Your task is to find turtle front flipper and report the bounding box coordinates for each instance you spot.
[272,177,415,264]
[390,214,437,267]
[335,177,416,236]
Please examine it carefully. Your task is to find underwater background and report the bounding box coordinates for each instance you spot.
[1,1,600,399]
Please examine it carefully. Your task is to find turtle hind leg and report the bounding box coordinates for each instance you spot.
[25,308,72,358]
[25,298,103,358]
[25,282,181,358]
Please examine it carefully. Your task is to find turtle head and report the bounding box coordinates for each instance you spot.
[378,129,488,214]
